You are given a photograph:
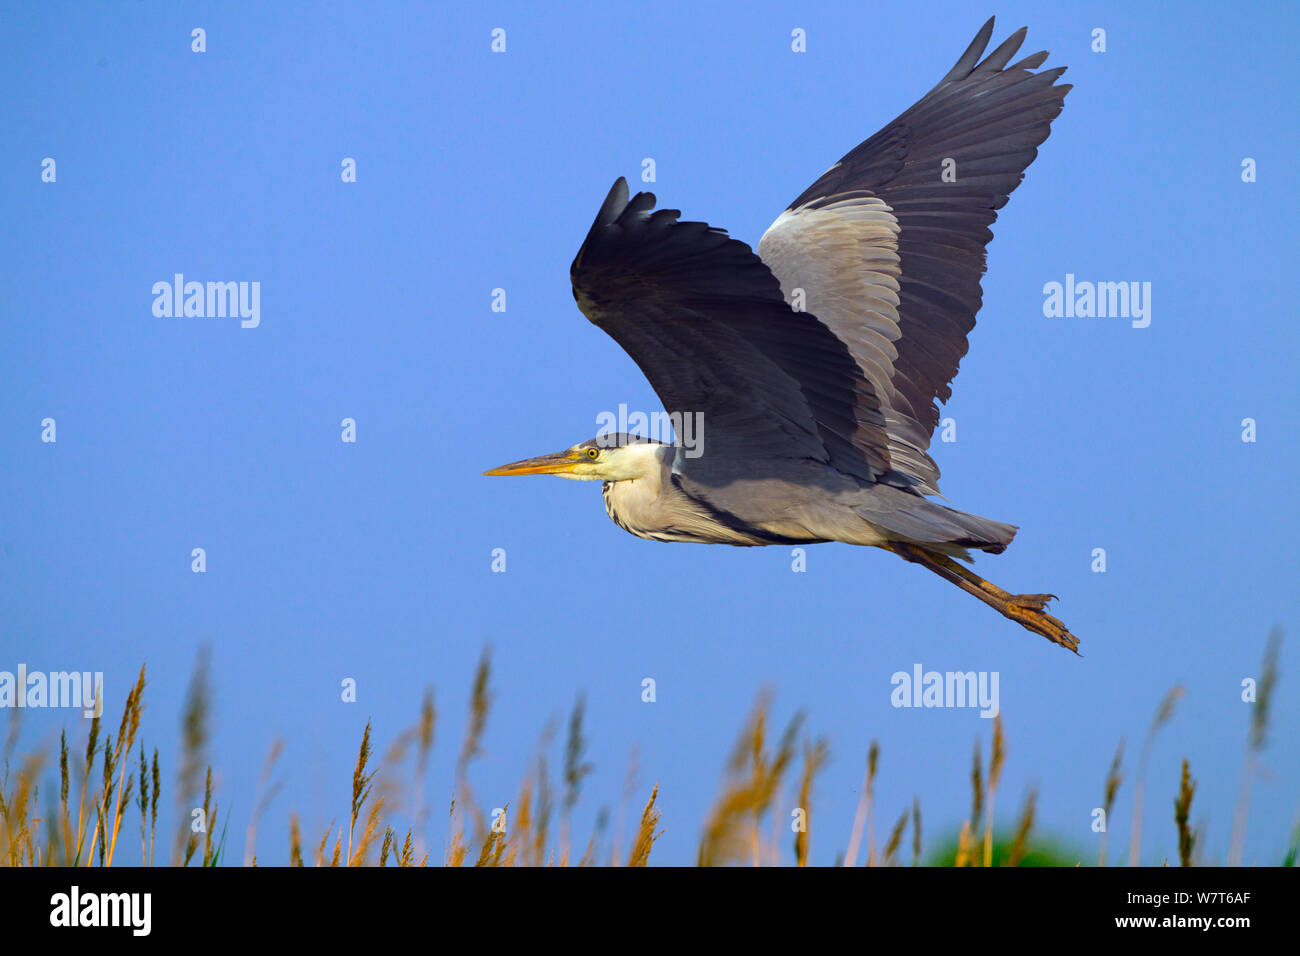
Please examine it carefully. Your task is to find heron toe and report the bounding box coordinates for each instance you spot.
[1007,593,1058,609]
[1003,601,1080,654]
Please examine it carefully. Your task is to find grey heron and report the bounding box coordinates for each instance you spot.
[486,19,1079,653]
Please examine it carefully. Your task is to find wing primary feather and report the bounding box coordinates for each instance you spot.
[973,27,1027,74]
[937,16,995,85]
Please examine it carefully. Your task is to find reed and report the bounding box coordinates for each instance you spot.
[0,631,1288,867]
[1229,628,1280,865]
[1128,684,1185,866]
[1175,758,1196,867]
[1099,740,1124,866]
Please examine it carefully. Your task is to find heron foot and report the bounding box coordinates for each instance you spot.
[1001,596,1079,654]
[1006,593,1058,609]
[890,542,1082,654]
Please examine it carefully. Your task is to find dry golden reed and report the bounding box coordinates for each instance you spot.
[1175,758,1196,867]
[627,785,662,867]
[697,692,800,867]
[243,740,283,866]
[984,713,1005,868]
[1099,739,1124,867]
[1229,629,1280,865]
[844,739,878,867]
[1128,683,1185,866]
[793,736,829,867]
[1007,788,1037,867]
[911,798,922,867]
[882,807,909,865]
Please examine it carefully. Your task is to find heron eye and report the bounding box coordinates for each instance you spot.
[586,447,600,460]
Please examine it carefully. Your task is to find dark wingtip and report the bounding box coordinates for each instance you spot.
[596,177,631,227]
[574,178,630,272]
[974,26,1027,74]
[573,176,665,274]
[1010,49,1050,71]
[942,17,996,83]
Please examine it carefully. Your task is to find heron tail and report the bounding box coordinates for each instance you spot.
[855,486,1017,555]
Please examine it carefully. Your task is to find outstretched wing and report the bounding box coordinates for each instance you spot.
[571,178,889,482]
[757,17,1071,494]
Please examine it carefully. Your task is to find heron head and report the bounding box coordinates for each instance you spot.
[483,433,665,482]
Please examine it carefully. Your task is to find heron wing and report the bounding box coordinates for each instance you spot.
[571,177,890,482]
[756,17,1071,494]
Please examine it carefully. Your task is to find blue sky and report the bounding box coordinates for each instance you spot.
[2,0,1297,865]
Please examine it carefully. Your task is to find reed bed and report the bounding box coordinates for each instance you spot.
[0,633,1290,866]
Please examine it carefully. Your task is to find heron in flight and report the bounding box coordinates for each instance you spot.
[486,19,1078,652]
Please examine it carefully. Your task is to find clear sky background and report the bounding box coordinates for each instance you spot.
[2,0,1297,866]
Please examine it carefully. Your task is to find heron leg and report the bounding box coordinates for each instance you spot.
[932,556,1057,608]
[890,542,1081,654]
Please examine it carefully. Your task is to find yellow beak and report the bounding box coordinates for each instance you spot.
[482,449,583,476]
